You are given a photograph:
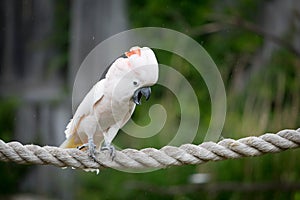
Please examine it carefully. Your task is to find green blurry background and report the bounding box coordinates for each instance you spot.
[0,0,299,199]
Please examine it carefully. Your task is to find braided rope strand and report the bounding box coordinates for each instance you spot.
[0,128,299,170]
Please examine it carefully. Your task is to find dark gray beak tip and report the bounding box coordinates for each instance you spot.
[133,87,151,105]
[133,98,141,105]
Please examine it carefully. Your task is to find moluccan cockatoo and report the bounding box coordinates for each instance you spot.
[60,47,159,160]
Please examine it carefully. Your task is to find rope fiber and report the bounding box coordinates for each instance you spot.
[0,128,299,171]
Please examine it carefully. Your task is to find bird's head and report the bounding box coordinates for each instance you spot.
[105,46,159,104]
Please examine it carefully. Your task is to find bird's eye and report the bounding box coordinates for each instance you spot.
[133,81,138,86]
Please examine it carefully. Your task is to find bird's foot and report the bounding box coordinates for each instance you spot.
[77,138,97,161]
[101,143,116,160]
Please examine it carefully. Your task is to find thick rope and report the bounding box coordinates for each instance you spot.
[0,128,299,171]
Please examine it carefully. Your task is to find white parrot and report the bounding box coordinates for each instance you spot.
[60,46,159,159]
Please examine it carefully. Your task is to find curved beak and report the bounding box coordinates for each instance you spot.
[133,87,151,105]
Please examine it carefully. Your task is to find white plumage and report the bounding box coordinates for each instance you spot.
[60,47,159,158]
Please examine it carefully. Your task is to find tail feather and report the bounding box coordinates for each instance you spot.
[64,118,74,138]
[60,134,83,149]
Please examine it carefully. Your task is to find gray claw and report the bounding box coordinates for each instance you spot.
[88,138,97,160]
[77,143,88,150]
[77,138,97,161]
[101,143,116,160]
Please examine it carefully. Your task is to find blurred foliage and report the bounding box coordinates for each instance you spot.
[47,0,70,77]
[0,98,29,195]
[0,98,18,141]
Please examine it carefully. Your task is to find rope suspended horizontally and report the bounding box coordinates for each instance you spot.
[0,128,299,171]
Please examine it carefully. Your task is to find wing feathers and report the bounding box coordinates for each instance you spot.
[63,80,105,139]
